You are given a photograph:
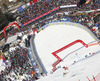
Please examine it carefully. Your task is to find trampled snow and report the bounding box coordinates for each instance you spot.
[34,24,100,81]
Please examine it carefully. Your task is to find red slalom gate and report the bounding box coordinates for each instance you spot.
[3,23,20,37]
[52,39,88,61]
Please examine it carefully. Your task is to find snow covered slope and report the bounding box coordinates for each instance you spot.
[34,24,100,81]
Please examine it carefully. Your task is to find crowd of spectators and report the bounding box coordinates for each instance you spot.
[6,26,20,37]
[1,0,98,39]
[2,0,99,40]
[13,0,100,40]
[16,0,60,24]
[16,12,100,40]
[15,0,100,25]
[0,45,39,81]
[0,0,99,40]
